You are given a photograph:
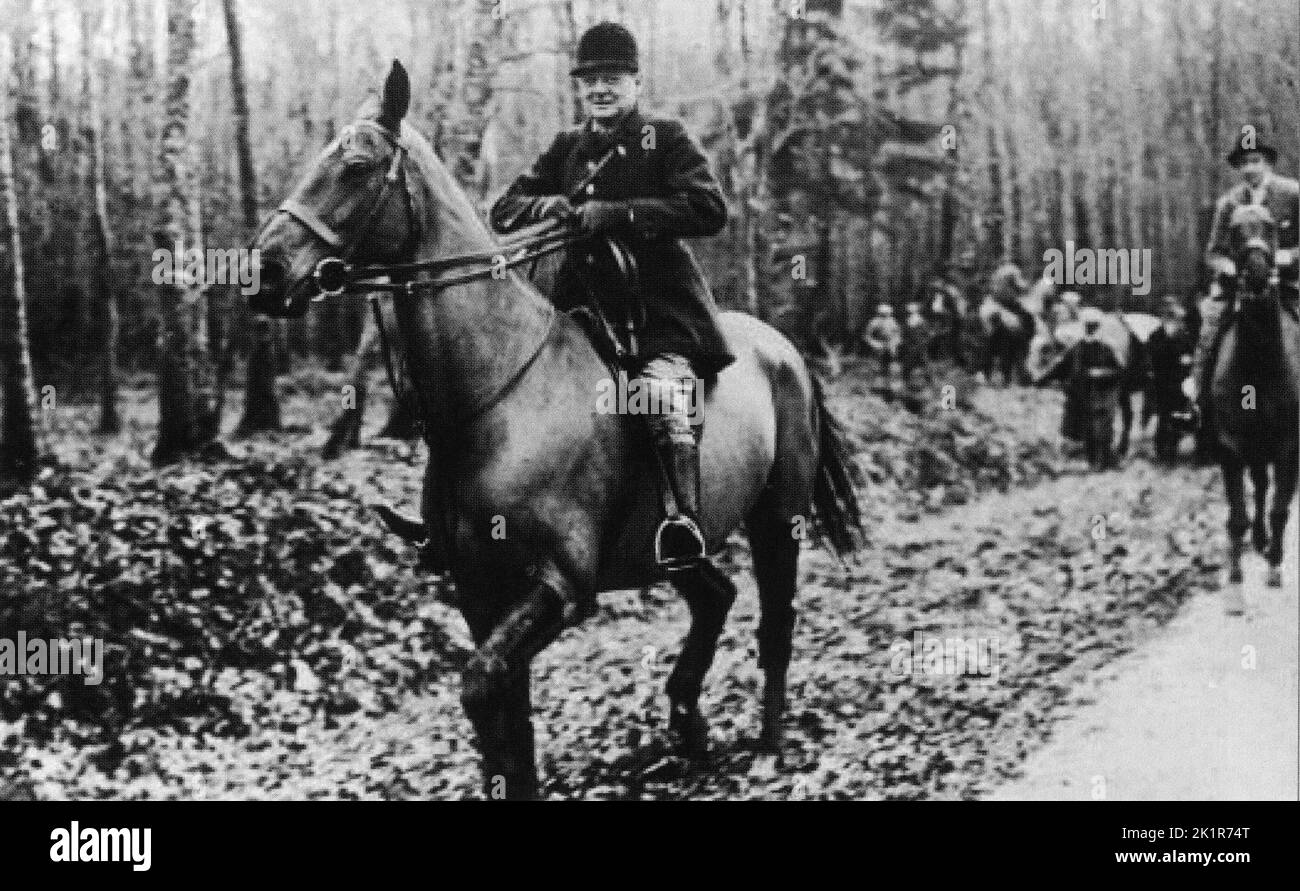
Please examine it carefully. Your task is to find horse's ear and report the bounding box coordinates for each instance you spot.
[379,60,410,132]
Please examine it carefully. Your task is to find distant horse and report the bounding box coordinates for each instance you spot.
[1207,205,1299,588]
[978,295,1035,385]
[249,62,863,799]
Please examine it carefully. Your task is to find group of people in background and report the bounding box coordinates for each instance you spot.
[855,130,1296,473]
[858,255,1201,471]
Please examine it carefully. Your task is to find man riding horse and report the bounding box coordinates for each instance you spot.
[1188,133,1299,422]
[489,21,732,571]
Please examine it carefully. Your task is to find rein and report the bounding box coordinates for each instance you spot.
[267,121,625,431]
[305,135,622,301]
[314,219,580,298]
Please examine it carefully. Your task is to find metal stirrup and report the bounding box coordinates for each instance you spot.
[654,515,708,570]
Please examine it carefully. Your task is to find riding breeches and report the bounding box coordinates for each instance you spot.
[638,352,700,444]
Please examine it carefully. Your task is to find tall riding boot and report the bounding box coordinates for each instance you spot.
[654,433,708,570]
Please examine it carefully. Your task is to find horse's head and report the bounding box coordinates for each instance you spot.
[250,61,418,318]
[1227,204,1279,296]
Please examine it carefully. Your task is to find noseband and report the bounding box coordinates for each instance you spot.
[269,121,420,298]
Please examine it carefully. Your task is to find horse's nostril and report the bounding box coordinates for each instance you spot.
[257,258,287,294]
[248,257,290,315]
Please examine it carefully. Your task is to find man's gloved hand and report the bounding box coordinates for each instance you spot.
[1182,376,1198,402]
[532,195,576,223]
[575,200,630,234]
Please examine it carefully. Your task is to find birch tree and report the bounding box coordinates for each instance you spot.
[0,33,41,481]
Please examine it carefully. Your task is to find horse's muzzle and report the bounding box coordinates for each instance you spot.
[247,256,312,318]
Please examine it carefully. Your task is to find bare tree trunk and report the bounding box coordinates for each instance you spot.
[1005,125,1027,267]
[448,0,503,201]
[0,35,41,481]
[979,0,1005,262]
[223,0,258,234]
[937,5,966,268]
[223,0,282,435]
[560,0,582,124]
[82,8,121,435]
[152,0,221,467]
[235,318,281,437]
[323,311,379,460]
[1206,0,1224,200]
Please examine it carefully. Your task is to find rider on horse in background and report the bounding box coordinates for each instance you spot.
[1188,133,1299,424]
[980,262,1035,383]
[489,21,733,569]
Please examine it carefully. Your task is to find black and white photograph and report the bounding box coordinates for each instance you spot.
[0,0,1295,853]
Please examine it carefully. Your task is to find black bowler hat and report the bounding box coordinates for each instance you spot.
[1227,133,1279,167]
[571,22,639,76]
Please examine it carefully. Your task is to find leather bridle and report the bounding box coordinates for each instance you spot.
[280,124,418,287]
[266,120,591,303]
[258,121,634,424]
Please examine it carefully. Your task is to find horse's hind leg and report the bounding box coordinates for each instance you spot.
[746,484,800,756]
[1266,458,1297,588]
[665,562,737,760]
[1221,457,1249,585]
[1249,463,1270,554]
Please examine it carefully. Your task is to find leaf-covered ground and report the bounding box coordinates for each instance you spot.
[0,364,1223,799]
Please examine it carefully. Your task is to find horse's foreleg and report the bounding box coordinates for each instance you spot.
[1266,458,1297,587]
[665,561,737,760]
[1222,458,1248,585]
[1249,463,1270,555]
[460,570,570,800]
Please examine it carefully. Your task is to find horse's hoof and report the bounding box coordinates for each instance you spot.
[668,703,710,761]
[1266,566,1283,588]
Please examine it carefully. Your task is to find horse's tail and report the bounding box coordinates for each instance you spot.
[810,374,865,559]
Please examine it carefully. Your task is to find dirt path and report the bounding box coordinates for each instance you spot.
[19,382,1276,801]
[30,450,1236,800]
[989,513,1298,801]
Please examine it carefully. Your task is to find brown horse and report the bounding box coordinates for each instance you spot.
[1208,204,1300,588]
[249,62,862,798]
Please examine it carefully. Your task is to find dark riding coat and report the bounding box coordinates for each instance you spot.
[489,108,736,375]
[1042,338,1122,443]
[1206,173,1300,292]
[1145,326,1195,417]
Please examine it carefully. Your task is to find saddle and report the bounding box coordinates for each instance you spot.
[374,234,714,575]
